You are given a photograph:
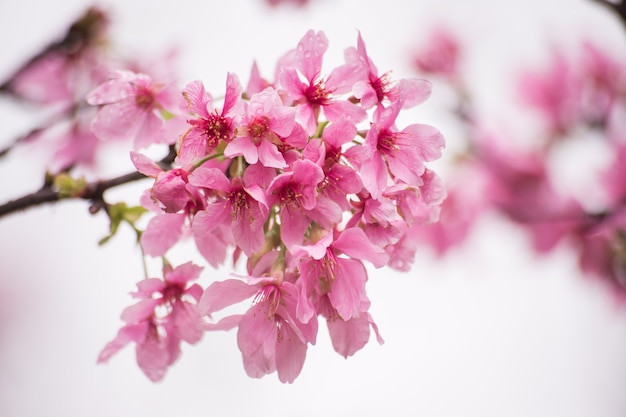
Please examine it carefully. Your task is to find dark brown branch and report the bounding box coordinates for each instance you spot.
[591,0,626,29]
[0,145,176,219]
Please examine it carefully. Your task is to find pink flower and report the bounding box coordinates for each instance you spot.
[295,227,388,323]
[188,166,269,256]
[87,70,184,148]
[303,117,364,211]
[413,27,461,80]
[198,274,317,383]
[224,87,296,168]
[266,159,325,248]
[49,118,101,171]
[346,31,432,110]
[411,164,488,257]
[326,307,384,358]
[178,74,243,165]
[518,50,583,135]
[131,151,207,214]
[131,151,211,258]
[477,137,585,252]
[292,228,386,357]
[384,168,446,227]
[98,262,204,382]
[347,98,444,199]
[10,52,74,105]
[347,194,405,248]
[278,30,367,135]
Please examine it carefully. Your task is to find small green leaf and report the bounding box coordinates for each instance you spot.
[98,203,148,246]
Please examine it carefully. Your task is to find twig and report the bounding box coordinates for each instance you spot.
[0,145,176,219]
[591,0,626,29]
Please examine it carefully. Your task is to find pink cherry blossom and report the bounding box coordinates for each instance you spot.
[178,74,243,165]
[413,27,461,80]
[291,228,386,358]
[303,136,363,215]
[131,151,204,214]
[131,151,211,258]
[295,227,388,324]
[50,118,101,170]
[83,27,448,385]
[346,31,432,110]
[98,262,204,382]
[347,194,406,248]
[411,164,489,257]
[198,274,317,383]
[326,308,384,358]
[87,70,185,148]
[10,52,74,105]
[347,98,444,199]
[266,159,326,248]
[518,50,585,136]
[188,166,269,256]
[133,153,233,266]
[224,87,296,169]
[278,30,367,135]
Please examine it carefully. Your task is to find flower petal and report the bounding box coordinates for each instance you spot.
[198,279,257,315]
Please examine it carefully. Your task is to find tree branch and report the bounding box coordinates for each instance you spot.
[591,0,626,29]
[0,145,176,219]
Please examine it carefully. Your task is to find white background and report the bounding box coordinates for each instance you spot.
[1,0,626,416]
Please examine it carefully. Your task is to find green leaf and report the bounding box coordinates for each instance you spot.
[98,203,148,246]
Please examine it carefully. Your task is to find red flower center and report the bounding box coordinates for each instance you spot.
[135,88,155,111]
[305,79,330,105]
[203,112,233,147]
[248,116,270,145]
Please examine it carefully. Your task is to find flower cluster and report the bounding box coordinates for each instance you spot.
[96,29,445,382]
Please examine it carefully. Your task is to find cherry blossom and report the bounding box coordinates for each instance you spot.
[266,158,327,248]
[278,29,367,135]
[198,273,317,383]
[224,87,297,168]
[188,166,269,256]
[346,97,444,199]
[177,74,243,165]
[98,262,204,382]
[346,31,432,110]
[87,70,185,148]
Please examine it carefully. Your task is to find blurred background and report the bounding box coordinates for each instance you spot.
[1,0,626,416]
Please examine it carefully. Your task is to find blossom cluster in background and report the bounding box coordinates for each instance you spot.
[412,20,626,303]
